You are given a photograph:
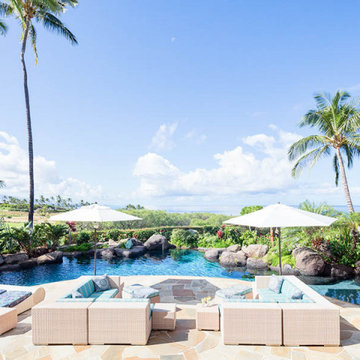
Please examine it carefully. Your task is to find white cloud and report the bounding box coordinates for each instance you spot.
[150,122,178,151]
[185,129,207,144]
[0,131,102,201]
[170,37,176,43]
[134,127,301,198]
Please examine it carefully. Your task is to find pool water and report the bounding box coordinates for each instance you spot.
[1,249,359,305]
[0,250,256,286]
[311,280,360,305]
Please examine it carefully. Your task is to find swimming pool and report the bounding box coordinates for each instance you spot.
[0,250,256,286]
[0,249,359,305]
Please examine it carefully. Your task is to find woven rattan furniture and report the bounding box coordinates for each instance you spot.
[221,302,282,345]
[0,284,45,314]
[196,303,219,330]
[0,307,17,335]
[215,284,253,302]
[123,284,160,303]
[152,303,176,330]
[88,300,151,345]
[32,301,92,345]
[255,275,340,346]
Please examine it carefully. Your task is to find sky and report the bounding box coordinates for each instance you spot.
[1,0,360,214]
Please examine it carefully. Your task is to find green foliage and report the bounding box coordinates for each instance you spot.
[264,252,296,267]
[299,200,340,217]
[108,229,122,241]
[240,205,263,215]
[117,208,231,229]
[39,223,67,250]
[197,234,229,248]
[63,243,92,253]
[170,229,199,248]
[76,231,91,245]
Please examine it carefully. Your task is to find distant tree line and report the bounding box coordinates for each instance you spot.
[0,195,90,213]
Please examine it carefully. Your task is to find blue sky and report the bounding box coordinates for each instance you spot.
[1,0,360,213]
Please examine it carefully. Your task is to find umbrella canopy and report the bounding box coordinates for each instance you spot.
[224,203,336,228]
[49,204,142,275]
[223,203,337,275]
[49,204,142,223]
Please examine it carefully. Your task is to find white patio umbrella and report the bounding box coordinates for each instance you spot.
[224,203,336,274]
[50,204,142,275]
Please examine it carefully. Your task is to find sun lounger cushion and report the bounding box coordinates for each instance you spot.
[215,284,252,299]
[0,290,32,308]
[89,289,118,300]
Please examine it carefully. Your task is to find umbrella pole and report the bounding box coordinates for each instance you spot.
[278,227,282,275]
[94,227,97,276]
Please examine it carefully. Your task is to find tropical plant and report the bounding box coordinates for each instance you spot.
[336,212,360,249]
[0,180,5,188]
[299,200,340,217]
[288,91,360,213]
[170,229,199,248]
[42,222,67,250]
[240,205,263,215]
[0,0,78,227]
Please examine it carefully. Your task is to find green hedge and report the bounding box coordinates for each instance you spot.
[68,226,219,245]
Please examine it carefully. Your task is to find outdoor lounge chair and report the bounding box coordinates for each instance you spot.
[0,284,45,314]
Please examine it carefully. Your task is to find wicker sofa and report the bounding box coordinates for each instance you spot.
[220,275,340,346]
[32,275,155,345]
[57,275,122,302]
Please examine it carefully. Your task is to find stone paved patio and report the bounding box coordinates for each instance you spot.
[151,278,220,304]
[1,275,360,360]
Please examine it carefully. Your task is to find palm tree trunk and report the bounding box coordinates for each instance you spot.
[336,148,354,213]
[20,19,35,228]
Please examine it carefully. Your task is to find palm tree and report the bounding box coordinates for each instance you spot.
[0,0,77,228]
[0,180,5,188]
[289,91,360,213]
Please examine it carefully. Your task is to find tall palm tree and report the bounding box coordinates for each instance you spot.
[0,0,77,227]
[289,91,360,213]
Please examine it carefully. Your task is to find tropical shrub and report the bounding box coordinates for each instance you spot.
[76,231,91,245]
[240,205,263,215]
[198,233,229,248]
[41,223,67,251]
[170,229,199,248]
[63,243,92,253]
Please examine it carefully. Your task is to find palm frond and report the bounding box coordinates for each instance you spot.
[29,24,38,64]
[37,11,77,44]
[291,145,330,177]
[9,0,25,23]
[0,19,6,35]
[288,135,327,161]
[0,2,12,16]
[33,0,62,13]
